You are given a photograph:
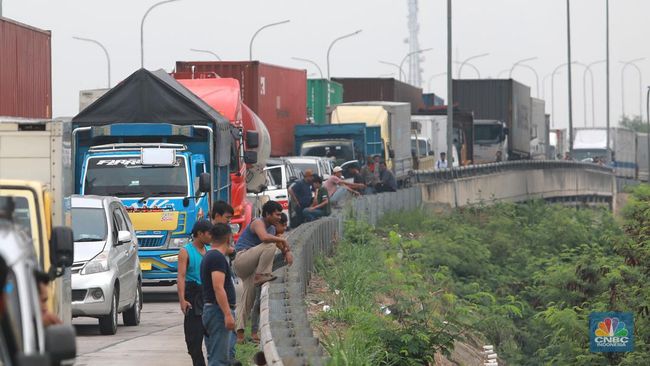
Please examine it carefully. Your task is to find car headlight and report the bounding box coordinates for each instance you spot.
[162,254,179,263]
[168,237,191,248]
[230,224,241,235]
[81,252,109,275]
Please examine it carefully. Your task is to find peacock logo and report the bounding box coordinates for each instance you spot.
[595,317,628,337]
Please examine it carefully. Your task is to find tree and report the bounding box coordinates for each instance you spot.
[619,115,648,133]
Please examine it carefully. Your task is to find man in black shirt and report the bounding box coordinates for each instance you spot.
[201,224,236,366]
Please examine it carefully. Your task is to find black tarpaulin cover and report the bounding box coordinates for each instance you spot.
[72,68,232,166]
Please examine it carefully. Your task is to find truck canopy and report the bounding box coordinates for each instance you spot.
[573,129,607,150]
[72,68,232,166]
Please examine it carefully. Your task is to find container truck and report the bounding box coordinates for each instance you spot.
[0,117,75,323]
[413,107,474,166]
[530,98,548,160]
[572,127,636,178]
[174,61,307,157]
[294,123,382,166]
[410,121,436,170]
[637,132,649,181]
[331,77,424,113]
[549,128,567,159]
[330,102,413,184]
[0,17,52,118]
[473,119,508,163]
[454,79,532,160]
[307,79,343,124]
[71,69,255,284]
[411,114,461,168]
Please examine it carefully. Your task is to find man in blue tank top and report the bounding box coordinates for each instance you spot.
[177,219,213,366]
[232,200,293,343]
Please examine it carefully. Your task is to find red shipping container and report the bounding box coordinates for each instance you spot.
[175,61,307,157]
[0,17,52,118]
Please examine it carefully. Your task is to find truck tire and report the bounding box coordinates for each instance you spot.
[99,289,118,335]
[123,281,142,326]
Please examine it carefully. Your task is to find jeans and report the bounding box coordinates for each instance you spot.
[203,304,234,366]
[302,207,326,222]
[184,307,206,366]
[330,187,349,204]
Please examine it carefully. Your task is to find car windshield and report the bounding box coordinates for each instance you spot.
[292,162,319,175]
[300,141,354,162]
[84,156,189,197]
[72,208,107,242]
[474,125,503,143]
[411,139,429,157]
[572,149,608,162]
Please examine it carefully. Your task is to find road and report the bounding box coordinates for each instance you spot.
[74,286,191,366]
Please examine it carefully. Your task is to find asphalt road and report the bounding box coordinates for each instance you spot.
[74,286,192,366]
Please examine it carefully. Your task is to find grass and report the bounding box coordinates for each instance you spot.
[234,327,261,365]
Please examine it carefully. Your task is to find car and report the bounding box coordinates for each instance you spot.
[0,219,76,366]
[284,156,333,179]
[70,195,142,335]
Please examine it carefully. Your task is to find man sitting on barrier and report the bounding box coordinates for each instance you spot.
[288,169,315,227]
[324,166,360,206]
[303,175,331,222]
[375,161,397,193]
[232,201,293,344]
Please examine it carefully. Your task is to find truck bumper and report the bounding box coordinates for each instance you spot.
[138,249,179,283]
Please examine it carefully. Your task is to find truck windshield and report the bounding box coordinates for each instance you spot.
[474,125,503,144]
[72,208,107,242]
[411,139,429,157]
[572,149,608,162]
[300,141,354,162]
[84,157,189,197]
[292,162,319,176]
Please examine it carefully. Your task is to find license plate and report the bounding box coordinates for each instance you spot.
[140,262,152,271]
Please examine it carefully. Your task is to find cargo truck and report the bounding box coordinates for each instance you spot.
[71,69,255,284]
[294,123,383,166]
[637,132,649,182]
[307,79,343,124]
[472,119,508,163]
[330,102,413,184]
[572,127,636,179]
[413,107,474,166]
[530,98,548,160]
[0,117,75,323]
[331,77,424,113]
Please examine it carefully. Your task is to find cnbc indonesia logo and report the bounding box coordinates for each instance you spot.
[590,312,634,352]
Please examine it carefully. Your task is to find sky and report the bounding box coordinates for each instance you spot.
[4,0,650,130]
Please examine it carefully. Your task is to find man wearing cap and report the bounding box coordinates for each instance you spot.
[324,166,360,205]
[288,169,315,225]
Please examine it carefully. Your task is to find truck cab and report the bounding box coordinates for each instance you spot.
[473,119,509,163]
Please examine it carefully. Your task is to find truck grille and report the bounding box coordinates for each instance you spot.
[72,290,87,302]
[138,235,165,248]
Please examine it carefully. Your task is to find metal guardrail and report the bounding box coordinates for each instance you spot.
[259,160,615,365]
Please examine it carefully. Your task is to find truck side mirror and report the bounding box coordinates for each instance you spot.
[50,227,74,269]
[244,151,258,165]
[199,172,211,193]
[389,149,395,159]
[45,324,77,366]
[245,131,260,148]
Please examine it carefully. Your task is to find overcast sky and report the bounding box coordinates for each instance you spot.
[5,0,649,129]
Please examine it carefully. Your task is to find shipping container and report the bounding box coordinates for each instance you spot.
[0,17,52,118]
[637,132,649,182]
[453,79,532,159]
[414,107,474,165]
[530,97,547,159]
[331,77,424,113]
[79,88,109,112]
[175,61,307,156]
[307,79,342,124]
[422,93,444,108]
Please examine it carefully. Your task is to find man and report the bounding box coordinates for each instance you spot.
[303,175,331,222]
[288,169,315,226]
[375,161,397,193]
[360,156,379,194]
[211,201,234,225]
[35,271,62,327]
[250,212,288,343]
[232,201,293,344]
[436,152,448,170]
[178,219,213,366]
[496,150,503,162]
[201,223,237,366]
[347,165,367,194]
[323,166,360,205]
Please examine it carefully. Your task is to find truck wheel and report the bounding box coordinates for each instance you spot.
[99,289,118,335]
[123,281,142,326]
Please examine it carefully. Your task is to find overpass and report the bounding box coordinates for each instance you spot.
[258,161,617,365]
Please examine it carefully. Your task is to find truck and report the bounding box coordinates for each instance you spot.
[637,132,649,182]
[549,128,567,159]
[307,79,343,124]
[413,106,474,166]
[71,69,256,284]
[530,98,548,160]
[0,117,75,323]
[472,119,508,163]
[572,127,636,179]
[330,102,413,184]
[410,121,436,170]
[454,79,533,160]
[294,123,383,166]
[331,77,424,113]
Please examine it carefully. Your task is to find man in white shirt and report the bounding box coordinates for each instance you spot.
[435,152,448,170]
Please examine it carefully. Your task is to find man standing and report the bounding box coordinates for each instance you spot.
[201,223,236,366]
[288,169,315,226]
[435,152,448,170]
[303,175,331,222]
[375,161,398,192]
[211,201,234,225]
[323,166,360,205]
[178,219,213,366]
[232,201,293,343]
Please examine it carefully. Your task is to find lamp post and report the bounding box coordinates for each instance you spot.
[620,58,645,118]
[606,0,610,152]
[496,69,511,79]
[583,60,605,127]
[379,61,406,81]
[510,57,539,97]
[141,0,180,68]
[326,30,362,79]
[647,86,650,180]
[446,0,453,162]
[190,48,221,60]
[398,48,433,82]
[249,20,290,61]
[457,53,489,79]
[455,61,481,78]
[73,36,111,88]
[551,61,581,129]
[292,57,323,79]
[566,0,574,155]
[427,72,446,92]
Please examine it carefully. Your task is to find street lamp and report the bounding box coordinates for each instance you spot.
[510,57,539,97]
[646,86,650,180]
[620,58,645,118]
[249,20,290,61]
[551,61,581,128]
[190,48,221,60]
[458,53,489,79]
[583,60,605,127]
[427,72,446,92]
[141,0,180,68]
[73,36,111,88]
[455,61,480,78]
[398,48,433,82]
[292,57,323,79]
[379,61,406,81]
[326,29,362,79]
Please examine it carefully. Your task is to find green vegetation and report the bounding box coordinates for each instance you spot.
[620,115,648,133]
[315,187,650,365]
